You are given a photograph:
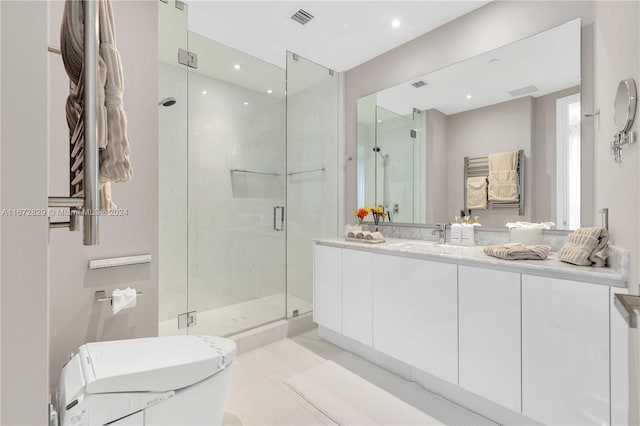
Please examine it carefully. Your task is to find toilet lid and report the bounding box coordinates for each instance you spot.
[80,335,236,394]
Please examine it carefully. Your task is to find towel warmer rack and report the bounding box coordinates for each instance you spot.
[464,149,524,216]
[48,0,100,245]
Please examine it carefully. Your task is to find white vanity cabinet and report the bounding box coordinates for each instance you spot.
[458,265,522,413]
[521,274,610,425]
[342,248,373,346]
[312,240,629,426]
[313,244,342,332]
[372,254,458,384]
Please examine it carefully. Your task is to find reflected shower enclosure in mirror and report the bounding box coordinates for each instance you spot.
[357,97,423,223]
[357,19,585,229]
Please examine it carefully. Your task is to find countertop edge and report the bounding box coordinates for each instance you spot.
[314,239,627,288]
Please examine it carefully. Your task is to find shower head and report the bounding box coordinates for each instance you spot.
[158,97,176,107]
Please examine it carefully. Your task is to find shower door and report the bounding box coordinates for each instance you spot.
[159,0,339,336]
[158,0,189,336]
[285,52,338,318]
[185,31,287,336]
[374,106,419,223]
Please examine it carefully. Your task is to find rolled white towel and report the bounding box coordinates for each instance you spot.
[365,232,384,241]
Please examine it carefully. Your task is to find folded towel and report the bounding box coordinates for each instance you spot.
[488,170,519,202]
[466,176,487,209]
[347,231,357,238]
[365,231,384,241]
[558,227,609,266]
[355,231,367,239]
[488,151,519,203]
[488,151,518,171]
[484,243,550,260]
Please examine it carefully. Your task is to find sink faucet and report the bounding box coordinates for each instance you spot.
[432,223,446,244]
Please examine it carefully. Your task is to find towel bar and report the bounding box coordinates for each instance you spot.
[95,290,144,303]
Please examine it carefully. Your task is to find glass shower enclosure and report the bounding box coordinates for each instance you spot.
[158,1,338,337]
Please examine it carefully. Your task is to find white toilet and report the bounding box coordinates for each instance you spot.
[56,335,236,426]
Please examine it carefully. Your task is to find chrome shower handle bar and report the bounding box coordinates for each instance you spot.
[273,206,285,231]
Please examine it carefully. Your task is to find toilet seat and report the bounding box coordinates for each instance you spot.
[57,335,236,426]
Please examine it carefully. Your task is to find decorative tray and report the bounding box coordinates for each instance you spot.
[345,237,386,244]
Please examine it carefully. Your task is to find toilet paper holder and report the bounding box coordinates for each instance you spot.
[95,290,144,304]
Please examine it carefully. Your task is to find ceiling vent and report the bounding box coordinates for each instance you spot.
[291,9,314,25]
[508,85,538,97]
[411,80,427,88]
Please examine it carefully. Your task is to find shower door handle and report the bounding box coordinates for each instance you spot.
[273,206,285,231]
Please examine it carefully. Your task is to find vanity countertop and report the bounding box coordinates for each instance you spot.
[315,238,629,288]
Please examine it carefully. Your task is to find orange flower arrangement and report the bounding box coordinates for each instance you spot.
[354,206,371,225]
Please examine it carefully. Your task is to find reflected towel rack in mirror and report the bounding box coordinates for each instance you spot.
[464,149,524,216]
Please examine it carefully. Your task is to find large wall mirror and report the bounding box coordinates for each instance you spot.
[357,19,585,229]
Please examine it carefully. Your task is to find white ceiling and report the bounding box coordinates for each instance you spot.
[375,19,581,116]
[186,1,489,72]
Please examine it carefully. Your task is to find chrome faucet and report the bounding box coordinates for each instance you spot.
[432,223,446,244]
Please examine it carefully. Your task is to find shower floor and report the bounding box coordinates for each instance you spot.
[158,292,313,337]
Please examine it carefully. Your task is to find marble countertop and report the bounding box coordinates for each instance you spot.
[315,238,629,288]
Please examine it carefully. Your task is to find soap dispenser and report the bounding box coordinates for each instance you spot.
[450,216,462,245]
[461,216,475,246]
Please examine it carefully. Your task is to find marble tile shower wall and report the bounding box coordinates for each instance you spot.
[188,72,287,314]
[159,64,286,321]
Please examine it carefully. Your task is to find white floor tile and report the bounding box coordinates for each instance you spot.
[223,328,493,426]
[225,378,301,425]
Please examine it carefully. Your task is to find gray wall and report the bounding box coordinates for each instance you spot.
[47,1,159,390]
[446,97,533,228]
[531,86,581,223]
[1,2,49,424]
[424,109,449,223]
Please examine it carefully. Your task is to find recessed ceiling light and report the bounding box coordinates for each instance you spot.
[202,90,207,95]
[233,64,241,70]
[466,94,472,99]
[391,19,400,28]
[377,120,382,123]
[243,102,249,105]
[267,89,273,94]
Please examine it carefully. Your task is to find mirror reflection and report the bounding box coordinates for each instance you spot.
[357,19,582,229]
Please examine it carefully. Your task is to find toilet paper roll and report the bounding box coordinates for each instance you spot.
[112,287,137,315]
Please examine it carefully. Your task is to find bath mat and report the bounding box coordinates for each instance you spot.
[284,352,495,426]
